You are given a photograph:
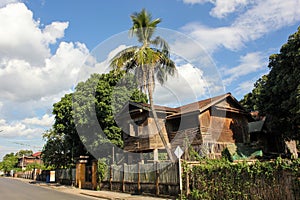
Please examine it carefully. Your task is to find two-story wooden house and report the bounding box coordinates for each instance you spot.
[117,93,252,162]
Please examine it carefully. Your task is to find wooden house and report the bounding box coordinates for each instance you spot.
[117,93,252,161]
[17,152,43,170]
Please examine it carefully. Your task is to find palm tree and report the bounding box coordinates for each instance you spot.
[110,9,176,161]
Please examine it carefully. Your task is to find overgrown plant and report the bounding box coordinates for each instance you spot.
[97,158,108,190]
[188,157,300,199]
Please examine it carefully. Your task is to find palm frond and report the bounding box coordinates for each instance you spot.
[151,36,170,56]
[110,46,138,69]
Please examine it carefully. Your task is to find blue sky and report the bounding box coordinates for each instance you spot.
[0,0,299,160]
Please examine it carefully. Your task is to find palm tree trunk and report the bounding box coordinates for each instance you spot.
[147,74,174,162]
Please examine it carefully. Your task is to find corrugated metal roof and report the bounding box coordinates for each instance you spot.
[248,121,265,133]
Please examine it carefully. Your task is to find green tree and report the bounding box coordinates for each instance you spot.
[241,27,300,141]
[240,75,268,112]
[42,70,146,167]
[73,70,147,158]
[110,9,176,161]
[259,27,300,140]
[0,153,18,173]
[42,93,87,168]
[15,150,33,158]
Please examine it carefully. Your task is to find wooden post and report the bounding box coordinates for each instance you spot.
[109,165,113,191]
[178,159,183,199]
[91,160,97,190]
[155,162,160,196]
[137,162,141,194]
[122,163,126,192]
[185,167,190,197]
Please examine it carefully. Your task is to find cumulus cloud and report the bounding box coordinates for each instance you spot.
[182,0,300,53]
[0,3,90,102]
[0,2,90,154]
[0,118,44,139]
[0,0,20,8]
[22,114,54,127]
[154,64,208,107]
[0,3,70,65]
[43,21,69,44]
[0,42,89,102]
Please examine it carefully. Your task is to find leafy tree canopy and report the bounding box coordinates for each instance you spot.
[42,70,146,167]
[240,26,300,140]
[15,150,33,157]
[0,153,18,173]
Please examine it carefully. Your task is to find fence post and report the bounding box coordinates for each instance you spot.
[155,162,160,196]
[137,162,141,194]
[185,165,190,197]
[109,165,113,191]
[122,163,126,192]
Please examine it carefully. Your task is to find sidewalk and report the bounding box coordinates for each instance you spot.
[12,177,173,200]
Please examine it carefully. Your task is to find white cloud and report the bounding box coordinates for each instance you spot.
[0,41,89,102]
[222,52,267,85]
[0,119,44,139]
[233,0,300,41]
[0,0,20,8]
[182,0,300,53]
[0,2,91,155]
[234,71,269,98]
[22,114,54,127]
[182,0,207,4]
[0,3,64,65]
[210,0,249,18]
[182,23,243,53]
[234,80,255,96]
[183,0,251,18]
[43,21,69,44]
[154,64,208,107]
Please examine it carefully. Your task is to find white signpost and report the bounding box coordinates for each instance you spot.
[174,146,184,199]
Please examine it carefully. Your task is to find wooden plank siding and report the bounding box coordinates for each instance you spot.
[119,93,252,159]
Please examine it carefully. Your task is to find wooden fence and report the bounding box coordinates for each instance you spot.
[15,168,76,186]
[101,161,179,196]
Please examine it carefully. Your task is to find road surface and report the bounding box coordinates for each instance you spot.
[0,177,98,200]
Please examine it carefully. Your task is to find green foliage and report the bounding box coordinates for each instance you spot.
[240,27,300,141]
[240,75,268,112]
[259,27,300,140]
[42,70,147,167]
[15,150,33,157]
[97,158,108,183]
[221,148,233,162]
[0,153,18,173]
[42,93,86,168]
[73,70,147,157]
[188,158,300,199]
[25,163,44,171]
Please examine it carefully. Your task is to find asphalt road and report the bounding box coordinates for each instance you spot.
[0,177,98,200]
